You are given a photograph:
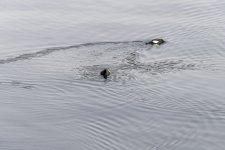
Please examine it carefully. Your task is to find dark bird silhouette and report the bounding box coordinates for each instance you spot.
[100,68,111,79]
[146,39,165,45]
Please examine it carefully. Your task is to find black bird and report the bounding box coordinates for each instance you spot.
[146,39,165,45]
[100,68,111,79]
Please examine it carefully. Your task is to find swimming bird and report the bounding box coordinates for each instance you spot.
[146,39,165,45]
[100,68,111,79]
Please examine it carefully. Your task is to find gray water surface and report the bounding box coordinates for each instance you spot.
[1,0,225,150]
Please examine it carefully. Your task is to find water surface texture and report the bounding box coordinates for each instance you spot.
[1,0,225,150]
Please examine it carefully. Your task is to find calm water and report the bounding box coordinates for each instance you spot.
[1,0,225,149]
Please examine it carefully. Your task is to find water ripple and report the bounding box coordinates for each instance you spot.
[1,0,225,149]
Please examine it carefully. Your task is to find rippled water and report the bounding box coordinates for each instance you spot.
[1,0,225,149]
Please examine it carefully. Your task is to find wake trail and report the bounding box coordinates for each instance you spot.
[0,41,143,65]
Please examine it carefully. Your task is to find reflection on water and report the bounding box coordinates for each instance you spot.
[1,0,225,149]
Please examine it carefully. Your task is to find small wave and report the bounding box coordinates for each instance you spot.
[0,80,35,89]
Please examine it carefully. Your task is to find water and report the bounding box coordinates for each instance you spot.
[1,0,225,149]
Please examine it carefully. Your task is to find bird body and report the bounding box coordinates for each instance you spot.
[100,69,110,79]
[146,39,165,45]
